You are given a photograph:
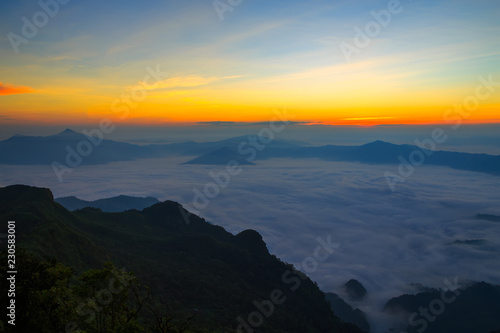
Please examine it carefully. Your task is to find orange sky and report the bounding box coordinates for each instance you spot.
[0,0,499,127]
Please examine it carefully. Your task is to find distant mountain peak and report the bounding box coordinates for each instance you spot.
[46,128,84,139]
[56,128,79,136]
[56,194,160,212]
[343,279,368,301]
[182,146,255,165]
[363,140,393,147]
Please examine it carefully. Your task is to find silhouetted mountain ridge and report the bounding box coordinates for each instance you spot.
[1,129,499,176]
[384,281,500,333]
[325,292,370,332]
[0,129,149,165]
[55,194,160,212]
[476,214,500,222]
[182,146,255,165]
[0,184,363,332]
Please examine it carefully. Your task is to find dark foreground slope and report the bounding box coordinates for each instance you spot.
[0,185,363,333]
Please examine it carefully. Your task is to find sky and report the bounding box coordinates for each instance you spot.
[1,3,499,330]
[0,0,499,127]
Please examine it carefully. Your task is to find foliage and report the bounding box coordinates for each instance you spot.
[0,185,364,332]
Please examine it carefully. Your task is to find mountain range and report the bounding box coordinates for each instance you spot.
[0,184,363,332]
[1,129,499,176]
[182,146,256,165]
[1,184,499,332]
[384,282,500,333]
[55,195,160,212]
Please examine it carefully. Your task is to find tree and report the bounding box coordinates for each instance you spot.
[0,251,149,333]
[0,250,74,333]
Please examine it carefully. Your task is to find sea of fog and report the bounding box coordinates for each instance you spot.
[1,157,499,331]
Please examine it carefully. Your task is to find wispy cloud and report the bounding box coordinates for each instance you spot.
[342,117,395,121]
[196,120,309,126]
[138,75,242,91]
[0,82,35,96]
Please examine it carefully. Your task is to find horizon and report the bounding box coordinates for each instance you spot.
[1,1,500,332]
[2,123,500,155]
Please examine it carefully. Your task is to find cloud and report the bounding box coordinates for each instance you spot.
[0,82,35,96]
[138,75,242,91]
[342,117,396,121]
[1,154,499,332]
[196,121,309,126]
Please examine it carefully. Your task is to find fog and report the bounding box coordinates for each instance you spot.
[2,123,500,154]
[1,156,499,332]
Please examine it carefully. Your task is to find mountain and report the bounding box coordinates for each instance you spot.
[0,130,300,166]
[342,279,368,302]
[0,184,364,333]
[0,185,105,271]
[0,129,151,165]
[55,195,160,212]
[287,140,500,175]
[325,293,370,332]
[383,282,500,333]
[1,129,499,177]
[182,146,256,165]
[476,214,500,222]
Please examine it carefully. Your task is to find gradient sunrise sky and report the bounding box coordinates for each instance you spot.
[0,0,499,126]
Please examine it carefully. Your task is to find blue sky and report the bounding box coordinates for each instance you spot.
[0,0,499,126]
